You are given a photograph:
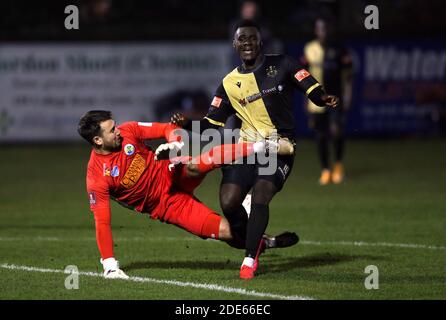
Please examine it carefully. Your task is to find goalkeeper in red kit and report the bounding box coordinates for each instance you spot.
[77,110,295,279]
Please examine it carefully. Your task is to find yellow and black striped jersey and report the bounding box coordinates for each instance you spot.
[203,54,326,142]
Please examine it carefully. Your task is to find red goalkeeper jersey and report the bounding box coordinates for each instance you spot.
[86,121,180,259]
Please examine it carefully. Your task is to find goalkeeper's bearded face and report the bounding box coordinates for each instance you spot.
[96,119,123,152]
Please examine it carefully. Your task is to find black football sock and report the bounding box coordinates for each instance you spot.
[245,203,269,258]
[318,135,330,169]
[334,135,345,163]
[225,206,248,249]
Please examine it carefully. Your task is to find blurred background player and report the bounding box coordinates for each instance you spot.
[172,20,339,279]
[301,18,353,185]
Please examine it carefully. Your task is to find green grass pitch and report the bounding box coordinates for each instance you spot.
[0,139,445,299]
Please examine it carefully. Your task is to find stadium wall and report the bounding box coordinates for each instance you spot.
[0,41,445,142]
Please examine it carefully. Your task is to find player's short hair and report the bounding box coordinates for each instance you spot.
[233,19,261,34]
[78,110,113,146]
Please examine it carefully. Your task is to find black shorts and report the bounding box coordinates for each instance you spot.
[221,153,295,192]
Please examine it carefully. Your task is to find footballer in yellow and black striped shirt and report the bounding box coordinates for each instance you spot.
[200,38,338,144]
[172,20,339,279]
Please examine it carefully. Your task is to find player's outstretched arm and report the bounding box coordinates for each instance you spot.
[170,112,223,133]
[305,84,339,108]
[155,112,228,160]
[288,56,339,109]
[91,206,129,279]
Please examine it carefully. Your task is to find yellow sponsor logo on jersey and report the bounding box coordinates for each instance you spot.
[120,153,146,189]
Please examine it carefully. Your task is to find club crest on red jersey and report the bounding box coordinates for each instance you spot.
[124,144,135,156]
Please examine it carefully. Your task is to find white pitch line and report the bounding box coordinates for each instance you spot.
[0,263,313,301]
[300,240,446,251]
[1,236,445,251]
[0,236,199,242]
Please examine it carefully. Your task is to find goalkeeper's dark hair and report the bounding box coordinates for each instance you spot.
[78,110,113,146]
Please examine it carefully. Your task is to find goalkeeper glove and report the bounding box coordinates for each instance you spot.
[154,141,184,160]
[100,257,129,279]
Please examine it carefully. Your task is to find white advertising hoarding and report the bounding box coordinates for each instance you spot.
[0,43,232,141]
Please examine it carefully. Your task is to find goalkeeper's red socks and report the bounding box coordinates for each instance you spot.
[194,143,254,174]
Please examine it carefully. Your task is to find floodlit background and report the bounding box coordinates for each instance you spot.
[0,0,445,300]
[0,0,445,141]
